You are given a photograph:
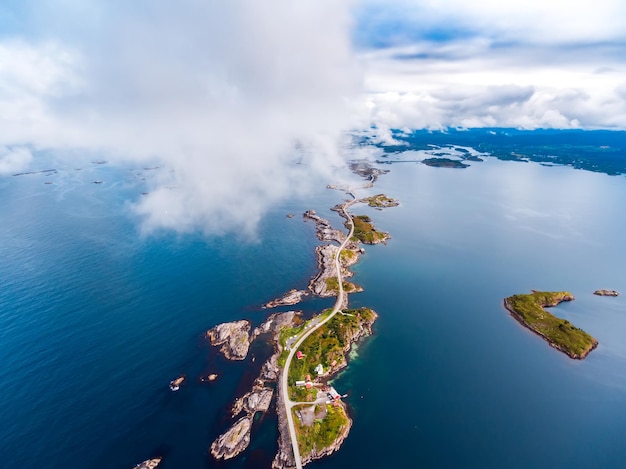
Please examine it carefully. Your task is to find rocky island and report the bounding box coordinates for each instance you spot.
[206,320,251,360]
[504,290,598,359]
[594,289,620,297]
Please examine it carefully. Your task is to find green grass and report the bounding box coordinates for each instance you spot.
[277,321,305,368]
[340,249,356,263]
[290,386,318,402]
[504,291,597,358]
[287,308,376,387]
[351,215,389,244]
[365,194,399,208]
[324,277,359,294]
[293,404,349,457]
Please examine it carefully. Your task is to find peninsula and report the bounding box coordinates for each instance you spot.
[206,165,397,467]
[504,291,598,359]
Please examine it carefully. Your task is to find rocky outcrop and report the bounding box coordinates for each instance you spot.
[133,457,162,469]
[348,160,389,186]
[210,376,276,462]
[207,320,251,360]
[211,311,297,463]
[304,210,346,244]
[232,384,274,418]
[309,245,339,297]
[253,311,301,341]
[210,417,252,460]
[594,289,620,297]
[264,289,308,309]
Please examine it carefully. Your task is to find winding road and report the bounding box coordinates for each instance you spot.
[280,194,356,469]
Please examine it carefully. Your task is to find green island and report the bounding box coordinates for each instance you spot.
[504,291,598,359]
[365,193,399,208]
[421,157,469,168]
[351,215,389,244]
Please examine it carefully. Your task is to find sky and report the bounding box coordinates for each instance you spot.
[355,0,626,135]
[1,0,625,233]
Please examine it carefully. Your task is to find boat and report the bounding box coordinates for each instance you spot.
[169,375,185,391]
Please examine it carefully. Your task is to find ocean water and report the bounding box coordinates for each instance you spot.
[2,138,626,468]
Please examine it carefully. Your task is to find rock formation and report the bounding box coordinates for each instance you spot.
[264,289,308,309]
[210,417,252,460]
[206,320,251,360]
[594,289,620,297]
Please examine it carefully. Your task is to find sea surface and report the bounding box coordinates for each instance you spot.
[2,131,626,468]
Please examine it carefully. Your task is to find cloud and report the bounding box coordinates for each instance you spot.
[352,0,626,131]
[355,5,626,131]
[357,0,626,47]
[0,146,33,175]
[0,0,360,236]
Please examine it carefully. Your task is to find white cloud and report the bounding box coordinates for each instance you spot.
[0,146,33,175]
[0,1,360,236]
[357,12,626,131]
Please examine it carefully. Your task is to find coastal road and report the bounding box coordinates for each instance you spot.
[280,195,356,469]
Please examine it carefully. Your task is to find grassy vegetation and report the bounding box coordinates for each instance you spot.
[290,386,318,402]
[339,249,356,264]
[351,215,389,244]
[277,320,305,368]
[293,404,349,456]
[366,193,399,208]
[324,277,360,294]
[504,291,598,358]
[287,308,376,386]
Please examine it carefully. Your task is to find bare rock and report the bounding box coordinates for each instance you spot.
[304,210,346,243]
[308,245,339,297]
[594,289,620,297]
[260,354,280,381]
[207,320,251,360]
[210,417,252,460]
[232,385,274,418]
[253,311,301,341]
[133,457,162,469]
[264,289,308,309]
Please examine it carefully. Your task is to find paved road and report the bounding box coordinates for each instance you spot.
[280,196,356,469]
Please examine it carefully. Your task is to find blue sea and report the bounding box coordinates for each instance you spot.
[2,131,626,468]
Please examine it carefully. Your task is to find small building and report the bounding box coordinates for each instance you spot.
[328,387,341,400]
[295,380,306,387]
[296,351,304,360]
[315,363,324,375]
